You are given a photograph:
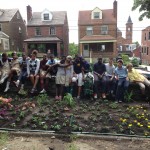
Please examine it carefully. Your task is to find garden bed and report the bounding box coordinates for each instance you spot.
[0,92,150,137]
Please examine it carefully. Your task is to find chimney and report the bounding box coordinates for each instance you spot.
[113,0,117,19]
[27,5,32,21]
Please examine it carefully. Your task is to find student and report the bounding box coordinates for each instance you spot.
[93,57,107,99]
[73,56,85,99]
[105,58,116,96]
[0,53,11,84]
[14,53,29,94]
[115,59,129,102]
[127,63,150,96]
[4,52,21,92]
[39,54,48,93]
[27,50,40,93]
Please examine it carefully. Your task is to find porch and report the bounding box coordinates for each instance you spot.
[24,37,64,57]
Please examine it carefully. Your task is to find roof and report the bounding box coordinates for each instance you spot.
[126,16,133,24]
[27,11,67,26]
[0,9,18,22]
[80,35,116,43]
[78,9,116,25]
[0,31,9,38]
[24,36,62,42]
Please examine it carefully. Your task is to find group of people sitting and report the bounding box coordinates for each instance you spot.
[0,50,150,102]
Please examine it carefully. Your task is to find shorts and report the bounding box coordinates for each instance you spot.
[76,73,84,86]
[56,76,66,85]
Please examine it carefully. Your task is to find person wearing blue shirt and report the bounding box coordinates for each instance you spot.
[115,59,129,102]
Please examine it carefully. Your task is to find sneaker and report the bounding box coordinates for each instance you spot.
[40,89,46,94]
[102,93,106,99]
[0,78,5,84]
[118,100,122,103]
[31,88,35,94]
[58,96,62,100]
[4,87,9,92]
[77,96,80,100]
[55,96,59,100]
[94,94,98,99]
[14,80,20,87]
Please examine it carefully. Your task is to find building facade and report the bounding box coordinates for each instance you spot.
[78,0,118,62]
[141,26,150,65]
[24,6,69,57]
[0,9,26,52]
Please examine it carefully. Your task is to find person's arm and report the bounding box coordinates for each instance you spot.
[27,60,30,76]
[35,59,40,75]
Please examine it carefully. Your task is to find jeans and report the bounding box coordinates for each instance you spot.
[106,76,117,94]
[116,78,129,101]
[18,70,27,84]
[94,76,107,94]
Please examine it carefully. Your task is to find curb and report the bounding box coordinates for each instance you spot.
[0,130,150,142]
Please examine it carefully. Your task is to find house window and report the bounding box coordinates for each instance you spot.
[145,33,146,40]
[97,44,105,51]
[3,39,9,50]
[142,47,143,53]
[144,47,146,53]
[128,27,131,31]
[86,26,93,35]
[101,26,108,35]
[83,44,89,57]
[94,12,100,19]
[50,27,56,35]
[44,13,49,20]
[149,32,150,40]
[147,47,149,55]
[127,35,131,39]
[35,27,41,36]
[0,24,2,31]
[17,12,20,19]
[19,27,22,33]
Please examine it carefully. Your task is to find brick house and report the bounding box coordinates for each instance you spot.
[117,16,135,57]
[78,0,117,62]
[24,6,69,57]
[141,26,150,65]
[0,9,26,51]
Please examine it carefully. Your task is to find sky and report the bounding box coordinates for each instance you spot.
[0,0,150,44]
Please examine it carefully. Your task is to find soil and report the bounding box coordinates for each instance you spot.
[0,92,150,136]
[0,134,150,150]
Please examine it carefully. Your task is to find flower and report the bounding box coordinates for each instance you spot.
[148,125,150,129]
[140,124,143,127]
[137,122,141,126]
[134,120,137,123]
[145,118,148,121]
[128,124,132,127]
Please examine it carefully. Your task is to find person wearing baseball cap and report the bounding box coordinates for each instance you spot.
[115,59,129,102]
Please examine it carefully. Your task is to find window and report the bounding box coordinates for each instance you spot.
[97,44,105,51]
[0,24,1,31]
[17,12,20,19]
[35,27,41,36]
[19,27,22,33]
[128,27,131,31]
[127,35,131,39]
[43,13,49,20]
[50,27,56,35]
[3,39,9,50]
[142,47,143,53]
[86,26,93,35]
[94,12,100,19]
[149,32,150,40]
[101,26,108,34]
[83,44,89,57]
[147,47,149,55]
[145,33,147,40]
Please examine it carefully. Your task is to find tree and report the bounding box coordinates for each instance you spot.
[132,0,150,21]
[69,43,78,56]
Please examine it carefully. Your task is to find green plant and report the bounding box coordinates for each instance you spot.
[124,91,133,102]
[109,102,118,109]
[0,132,8,146]
[67,143,79,150]
[63,93,76,108]
[36,94,49,107]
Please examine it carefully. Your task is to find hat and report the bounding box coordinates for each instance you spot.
[117,59,123,64]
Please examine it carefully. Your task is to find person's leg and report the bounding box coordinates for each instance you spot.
[40,74,45,93]
[93,80,99,98]
[116,79,124,102]
[33,75,39,89]
[0,72,9,84]
[30,74,35,86]
[4,69,15,92]
[55,84,59,99]
[59,84,64,100]
[101,76,107,98]
[137,82,145,95]
[45,77,49,91]
[77,73,83,99]
[122,79,130,101]
[143,78,150,87]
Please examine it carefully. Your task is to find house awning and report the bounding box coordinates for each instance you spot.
[24,36,62,42]
[80,35,117,43]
